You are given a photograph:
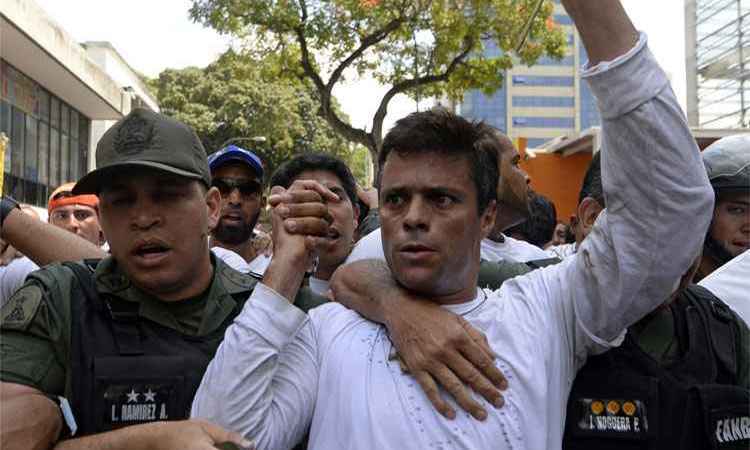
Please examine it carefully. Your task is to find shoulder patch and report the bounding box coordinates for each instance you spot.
[1,285,43,330]
[220,265,258,291]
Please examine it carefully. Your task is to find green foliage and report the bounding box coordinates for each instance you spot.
[348,145,374,187]
[149,50,355,177]
[188,0,566,171]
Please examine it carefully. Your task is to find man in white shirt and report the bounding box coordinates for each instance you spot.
[699,249,750,326]
[191,3,714,448]
[208,145,272,275]
[0,184,106,306]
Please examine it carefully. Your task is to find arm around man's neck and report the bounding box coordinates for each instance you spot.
[329,259,508,421]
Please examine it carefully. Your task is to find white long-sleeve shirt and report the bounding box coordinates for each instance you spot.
[192,37,714,450]
[699,249,750,326]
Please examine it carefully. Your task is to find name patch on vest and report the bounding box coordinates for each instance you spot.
[102,382,175,428]
[714,416,750,447]
[575,398,648,437]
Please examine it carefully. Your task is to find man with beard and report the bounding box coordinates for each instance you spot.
[479,129,553,263]
[208,145,271,275]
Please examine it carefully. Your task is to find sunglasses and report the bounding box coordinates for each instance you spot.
[212,178,262,198]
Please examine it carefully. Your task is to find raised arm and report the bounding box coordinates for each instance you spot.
[544,1,714,355]
[191,180,335,448]
[1,202,106,266]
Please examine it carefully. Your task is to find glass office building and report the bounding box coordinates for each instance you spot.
[460,1,600,148]
[1,60,91,206]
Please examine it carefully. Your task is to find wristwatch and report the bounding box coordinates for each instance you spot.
[0,196,20,229]
[46,395,78,439]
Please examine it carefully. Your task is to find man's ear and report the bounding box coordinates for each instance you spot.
[480,200,497,239]
[576,197,603,236]
[206,186,222,231]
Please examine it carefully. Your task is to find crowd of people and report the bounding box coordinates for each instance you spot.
[0,1,748,449]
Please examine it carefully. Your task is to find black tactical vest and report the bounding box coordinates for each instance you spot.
[63,260,255,436]
[563,285,750,450]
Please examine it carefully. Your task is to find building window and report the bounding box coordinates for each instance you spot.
[1,60,91,206]
[512,75,574,87]
[24,116,38,203]
[513,96,575,108]
[50,127,60,189]
[38,121,49,205]
[512,116,575,128]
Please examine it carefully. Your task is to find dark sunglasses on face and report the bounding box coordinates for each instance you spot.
[212,178,262,198]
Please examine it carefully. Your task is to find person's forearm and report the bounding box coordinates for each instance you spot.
[261,251,307,302]
[1,208,105,266]
[565,33,714,347]
[53,424,157,450]
[329,259,399,324]
[191,284,315,449]
[561,0,639,65]
[0,383,62,450]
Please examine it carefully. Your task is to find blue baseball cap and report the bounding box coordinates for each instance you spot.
[208,145,264,178]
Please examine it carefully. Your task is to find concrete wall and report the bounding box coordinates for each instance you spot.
[0,0,125,119]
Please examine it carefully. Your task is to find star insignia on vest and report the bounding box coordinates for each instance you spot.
[590,400,604,415]
[606,400,621,415]
[622,401,636,416]
[114,114,154,155]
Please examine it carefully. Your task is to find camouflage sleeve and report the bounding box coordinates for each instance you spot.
[0,266,72,396]
[293,286,328,313]
[477,260,533,291]
[355,209,380,240]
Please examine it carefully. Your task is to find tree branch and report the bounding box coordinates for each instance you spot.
[325,16,405,93]
[371,37,475,149]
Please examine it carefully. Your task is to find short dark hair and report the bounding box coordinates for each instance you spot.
[269,153,358,204]
[578,151,604,207]
[378,108,499,214]
[506,191,558,248]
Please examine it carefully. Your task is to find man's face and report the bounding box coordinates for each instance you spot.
[380,151,495,299]
[98,168,220,301]
[295,170,358,280]
[49,204,103,246]
[494,132,530,228]
[211,162,264,246]
[710,191,750,258]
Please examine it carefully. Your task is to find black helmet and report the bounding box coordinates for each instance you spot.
[702,135,750,194]
[701,135,750,266]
